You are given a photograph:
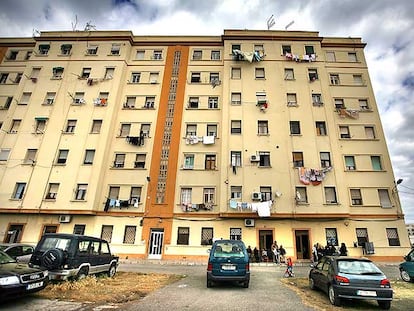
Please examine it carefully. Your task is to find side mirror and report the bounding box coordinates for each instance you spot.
[207,249,211,253]
[310,264,315,268]
[404,256,407,261]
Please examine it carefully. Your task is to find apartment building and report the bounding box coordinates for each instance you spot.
[0,29,410,261]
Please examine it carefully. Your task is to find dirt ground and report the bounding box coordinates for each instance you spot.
[281,277,414,311]
[33,272,184,304]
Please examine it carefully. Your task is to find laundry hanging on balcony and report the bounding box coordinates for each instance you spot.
[285,53,316,62]
[298,167,332,186]
[338,108,359,119]
[232,49,265,63]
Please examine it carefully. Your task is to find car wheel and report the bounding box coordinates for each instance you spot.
[328,285,341,306]
[400,269,412,282]
[309,277,316,290]
[378,300,391,310]
[77,267,89,280]
[242,281,249,288]
[107,263,117,277]
[41,248,64,270]
[207,279,213,288]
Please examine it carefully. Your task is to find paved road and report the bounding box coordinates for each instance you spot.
[0,261,401,311]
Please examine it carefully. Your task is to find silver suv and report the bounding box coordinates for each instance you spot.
[29,233,119,281]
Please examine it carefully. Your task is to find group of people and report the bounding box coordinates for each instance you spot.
[312,242,348,263]
[246,241,287,264]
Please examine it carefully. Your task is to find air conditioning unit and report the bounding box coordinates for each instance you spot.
[250,155,260,162]
[244,219,255,227]
[251,192,262,200]
[58,215,71,223]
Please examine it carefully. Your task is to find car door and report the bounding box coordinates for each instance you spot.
[97,241,113,272]
[312,258,326,289]
[319,258,332,294]
[404,249,414,277]
[88,241,101,274]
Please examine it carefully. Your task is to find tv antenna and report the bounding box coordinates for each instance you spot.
[71,15,78,31]
[84,21,96,31]
[267,15,275,30]
[285,20,294,30]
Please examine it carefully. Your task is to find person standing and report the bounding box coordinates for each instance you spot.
[339,242,348,256]
[279,245,286,263]
[312,244,318,263]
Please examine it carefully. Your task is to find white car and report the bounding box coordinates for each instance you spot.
[0,243,34,264]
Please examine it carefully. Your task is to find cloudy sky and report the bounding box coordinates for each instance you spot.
[1,0,413,222]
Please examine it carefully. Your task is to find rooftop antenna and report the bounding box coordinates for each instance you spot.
[84,21,96,31]
[285,20,294,30]
[267,15,275,30]
[71,15,78,31]
[32,28,41,37]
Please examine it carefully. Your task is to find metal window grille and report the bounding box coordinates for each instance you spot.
[230,228,242,240]
[356,228,368,246]
[123,226,136,244]
[177,227,189,245]
[325,228,338,246]
[101,225,113,243]
[201,228,213,245]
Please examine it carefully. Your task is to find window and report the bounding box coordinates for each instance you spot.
[188,97,199,108]
[130,187,141,205]
[211,50,220,60]
[345,156,356,170]
[136,50,145,59]
[325,228,338,246]
[204,154,216,169]
[320,152,331,168]
[230,228,242,241]
[308,69,318,81]
[43,225,57,234]
[326,51,336,62]
[254,44,264,53]
[330,74,340,85]
[203,188,215,204]
[141,123,150,137]
[356,228,368,247]
[131,72,141,83]
[290,121,301,135]
[104,67,114,79]
[2,96,13,109]
[312,93,323,106]
[293,152,304,167]
[231,92,241,105]
[38,44,50,55]
[52,67,64,79]
[125,96,136,108]
[207,124,217,137]
[258,152,271,167]
[386,228,400,246]
[4,224,24,243]
[114,154,125,168]
[101,225,113,243]
[284,68,294,80]
[152,50,162,60]
[378,189,392,208]
[348,52,357,62]
[25,51,32,60]
[8,50,18,60]
[295,187,308,203]
[351,189,363,205]
[75,184,87,200]
[120,123,131,136]
[231,186,242,199]
[44,92,56,105]
[324,187,337,204]
[20,92,31,104]
[73,224,85,235]
[316,121,327,135]
[339,126,350,138]
[108,186,120,200]
[95,92,109,106]
[14,73,22,83]
[201,227,213,245]
[30,67,40,79]
[305,45,315,55]
[186,124,197,136]
[65,120,77,133]
[73,92,85,105]
[359,99,369,110]
[231,68,241,79]
[365,126,375,139]
[45,183,59,199]
[86,45,98,55]
[84,149,95,165]
[231,151,242,167]
[184,154,194,169]
[0,73,8,84]
[57,150,69,164]
[91,120,102,133]
[12,183,26,199]
[255,68,265,79]
[35,118,47,133]
[260,186,272,201]
[287,93,297,106]
[353,74,363,85]
[10,119,21,133]
[110,44,121,55]
[208,97,218,109]
[0,149,11,161]
[282,45,291,54]
[123,226,136,244]
[258,120,268,135]
[192,50,202,60]
[177,227,190,245]
[145,96,155,108]
[60,44,72,55]
[24,149,37,164]
[181,188,192,205]
[371,156,382,170]
[81,68,91,79]
[231,120,241,134]
[134,154,146,168]
[149,72,159,83]
[190,72,201,83]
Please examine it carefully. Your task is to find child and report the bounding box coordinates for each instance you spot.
[284,257,295,277]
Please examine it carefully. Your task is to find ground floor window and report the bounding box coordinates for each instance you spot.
[73,224,85,235]
[386,228,400,246]
[230,228,242,240]
[325,228,338,246]
[201,227,213,245]
[101,225,113,243]
[123,226,136,244]
[177,227,189,245]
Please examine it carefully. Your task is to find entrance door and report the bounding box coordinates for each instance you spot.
[295,230,310,259]
[259,230,273,258]
[148,229,164,259]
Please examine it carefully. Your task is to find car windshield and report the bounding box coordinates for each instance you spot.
[338,260,382,275]
[38,237,72,252]
[213,242,244,258]
[0,250,16,264]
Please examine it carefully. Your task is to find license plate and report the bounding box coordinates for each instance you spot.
[357,290,377,297]
[27,281,43,290]
[221,264,236,271]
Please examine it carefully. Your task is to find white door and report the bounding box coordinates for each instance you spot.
[148,229,164,259]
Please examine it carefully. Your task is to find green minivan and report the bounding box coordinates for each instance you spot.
[206,239,250,288]
[399,248,414,282]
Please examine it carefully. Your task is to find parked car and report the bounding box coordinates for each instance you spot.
[309,256,392,310]
[0,243,34,263]
[206,239,250,288]
[399,248,414,282]
[29,233,119,281]
[0,250,48,302]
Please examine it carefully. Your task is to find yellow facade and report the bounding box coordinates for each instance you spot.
[0,29,410,262]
